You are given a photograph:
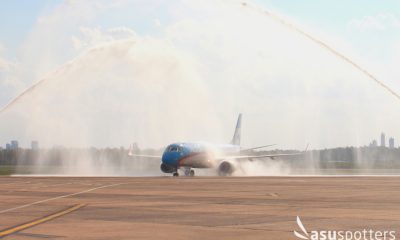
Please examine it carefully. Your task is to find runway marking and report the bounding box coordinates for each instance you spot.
[0,204,85,238]
[0,182,125,214]
[15,232,63,238]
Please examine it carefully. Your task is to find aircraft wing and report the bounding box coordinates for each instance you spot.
[217,144,309,161]
[240,144,276,152]
[216,152,303,161]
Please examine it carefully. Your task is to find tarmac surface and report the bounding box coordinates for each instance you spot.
[0,176,399,239]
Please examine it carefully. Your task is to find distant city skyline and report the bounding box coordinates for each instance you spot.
[2,132,399,150]
[370,132,397,148]
[3,140,38,150]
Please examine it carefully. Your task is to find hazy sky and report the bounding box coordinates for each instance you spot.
[1,0,399,66]
[0,0,400,149]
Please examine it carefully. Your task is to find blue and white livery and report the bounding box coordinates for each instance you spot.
[129,114,305,176]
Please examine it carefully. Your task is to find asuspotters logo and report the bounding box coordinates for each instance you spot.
[294,216,310,239]
[294,216,396,240]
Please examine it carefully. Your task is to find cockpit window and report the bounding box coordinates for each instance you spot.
[167,146,183,152]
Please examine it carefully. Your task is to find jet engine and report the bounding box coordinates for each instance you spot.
[218,161,236,176]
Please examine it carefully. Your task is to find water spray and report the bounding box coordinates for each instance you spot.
[1,1,399,116]
[0,1,397,177]
[0,45,112,115]
[240,1,400,101]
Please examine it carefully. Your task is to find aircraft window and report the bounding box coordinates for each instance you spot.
[167,146,183,152]
[172,146,182,152]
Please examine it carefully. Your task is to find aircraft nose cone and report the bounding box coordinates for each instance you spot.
[162,152,180,166]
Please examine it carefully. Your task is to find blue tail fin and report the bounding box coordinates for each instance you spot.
[231,114,242,146]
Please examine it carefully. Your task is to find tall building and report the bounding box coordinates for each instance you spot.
[5,143,11,150]
[31,141,39,150]
[389,137,395,149]
[10,140,19,150]
[369,140,377,147]
[381,133,386,147]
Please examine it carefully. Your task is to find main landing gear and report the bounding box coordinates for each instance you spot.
[173,168,195,177]
[184,168,195,177]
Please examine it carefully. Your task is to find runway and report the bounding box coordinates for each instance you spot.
[0,176,399,239]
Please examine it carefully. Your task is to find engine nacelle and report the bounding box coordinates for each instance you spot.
[160,163,176,173]
[218,161,236,176]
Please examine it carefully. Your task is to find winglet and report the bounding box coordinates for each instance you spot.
[304,143,310,152]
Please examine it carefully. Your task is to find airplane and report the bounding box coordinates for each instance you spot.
[129,114,307,176]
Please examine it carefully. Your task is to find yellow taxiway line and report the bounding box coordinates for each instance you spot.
[0,204,86,238]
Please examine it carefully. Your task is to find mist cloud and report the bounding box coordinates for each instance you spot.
[0,0,399,151]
